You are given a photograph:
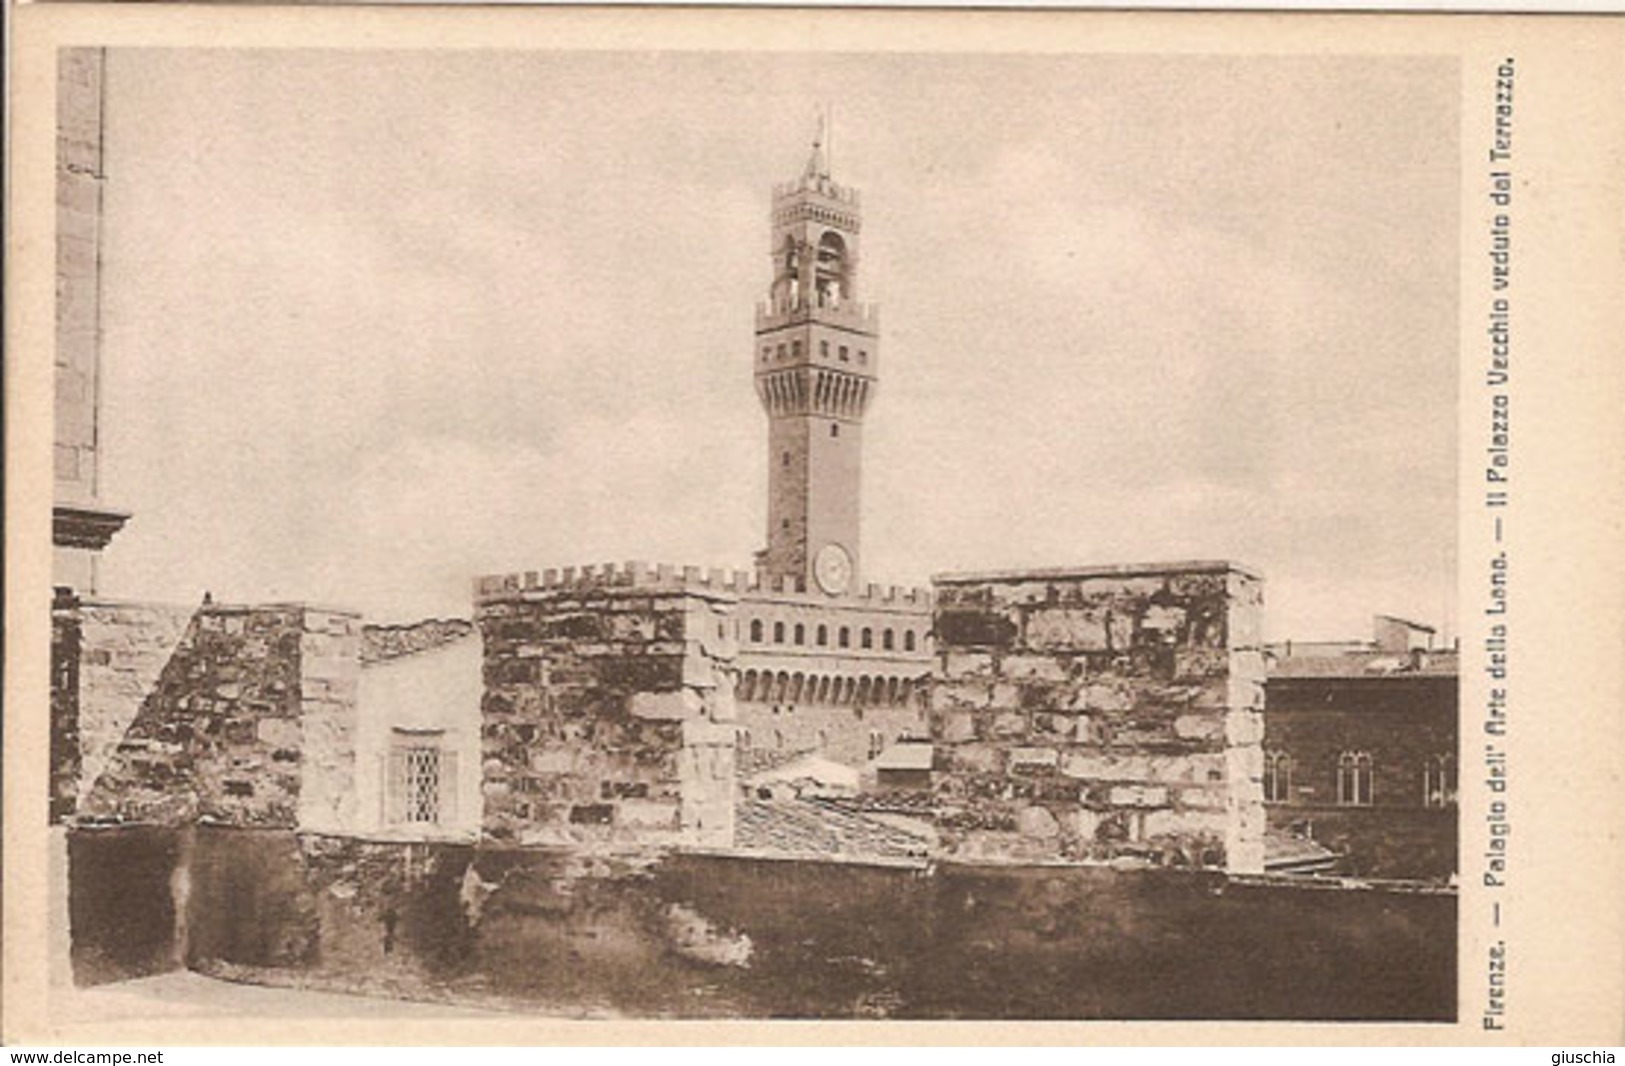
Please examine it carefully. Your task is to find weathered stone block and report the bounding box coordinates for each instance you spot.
[617,799,680,829]
[628,689,704,721]
[1023,608,1109,652]
[936,610,1018,649]
[988,711,1028,740]
[1107,785,1168,808]
[1143,808,1226,839]
[1015,806,1061,839]
[1008,747,1059,770]
[942,651,995,678]
[1225,709,1265,746]
[1174,647,1228,680]
[1172,713,1223,742]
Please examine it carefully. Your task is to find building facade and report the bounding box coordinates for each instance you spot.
[1262,616,1458,882]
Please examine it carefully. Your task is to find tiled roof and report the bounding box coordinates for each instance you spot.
[1267,650,1459,680]
[361,619,476,665]
[735,797,932,862]
[1263,827,1339,873]
[737,747,817,778]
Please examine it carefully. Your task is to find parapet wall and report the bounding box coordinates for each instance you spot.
[149,826,1453,1019]
[476,576,739,847]
[475,560,928,606]
[52,595,361,831]
[928,562,1266,872]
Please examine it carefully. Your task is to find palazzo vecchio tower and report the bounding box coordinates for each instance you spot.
[753,123,880,597]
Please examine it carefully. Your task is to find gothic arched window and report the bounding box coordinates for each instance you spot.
[1264,751,1292,803]
[749,619,764,643]
[861,627,873,650]
[816,624,828,647]
[1337,751,1374,806]
[1424,754,1456,807]
[904,630,916,652]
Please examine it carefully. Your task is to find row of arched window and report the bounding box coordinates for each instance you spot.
[736,668,919,708]
[746,618,918,653]
[734,727,893,757]
[1263,751,1456,808]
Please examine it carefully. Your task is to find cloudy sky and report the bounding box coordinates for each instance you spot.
[93,48,1459,640]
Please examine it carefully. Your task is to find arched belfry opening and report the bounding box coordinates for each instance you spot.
[815,231,849,308]
[777,235,803,308]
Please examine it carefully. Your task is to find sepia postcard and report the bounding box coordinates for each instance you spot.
[5,4,1623,1046]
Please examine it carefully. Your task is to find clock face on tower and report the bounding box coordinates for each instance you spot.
[813,543,853,596]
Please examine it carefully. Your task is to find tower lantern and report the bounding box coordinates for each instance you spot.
[754,122,880,596]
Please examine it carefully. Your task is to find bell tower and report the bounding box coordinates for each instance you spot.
[754,119,879,597]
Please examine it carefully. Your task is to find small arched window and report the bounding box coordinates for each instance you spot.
[773,621,785,644]
[904,630,916,652]
[816,624,828,646]
[750,619,764,643]
[838,626,850,648]
[793,623,805,645]
[882,629,894,651]
[861,627,873,649]
[830,423,840,438]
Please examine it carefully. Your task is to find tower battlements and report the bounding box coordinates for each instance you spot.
[755,297,879,333]
[772,176,861,210]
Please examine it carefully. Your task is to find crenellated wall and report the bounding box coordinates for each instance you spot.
[927,562,1266,872]
[475,567,739,848]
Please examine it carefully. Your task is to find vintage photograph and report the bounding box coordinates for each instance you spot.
[44,43,1460,1022]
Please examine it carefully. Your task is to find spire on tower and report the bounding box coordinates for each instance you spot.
[803,106,831,182]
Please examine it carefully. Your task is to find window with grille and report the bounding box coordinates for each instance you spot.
[387,732,456,827]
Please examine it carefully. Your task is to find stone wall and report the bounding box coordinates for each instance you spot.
[928,562,1266,872]
[52,597,361,832]
[163,826,1454,1020]
[474,564,739,847]
[51,595,195,823]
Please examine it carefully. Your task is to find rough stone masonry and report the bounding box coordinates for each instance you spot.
[474,563,740,848]
[929,561,1266,873]
[52,593,361,832]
